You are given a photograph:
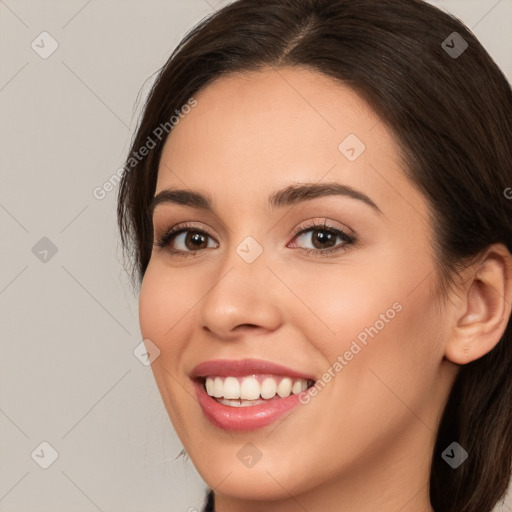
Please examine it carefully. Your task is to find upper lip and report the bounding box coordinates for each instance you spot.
[190,358,317,381]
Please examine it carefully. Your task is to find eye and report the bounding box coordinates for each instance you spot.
[288,220,356,256]
[153,222,218,258]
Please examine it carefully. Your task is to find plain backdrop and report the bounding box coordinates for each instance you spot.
[1,1,511,511]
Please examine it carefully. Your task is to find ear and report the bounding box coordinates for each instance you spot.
[445,243,512,365]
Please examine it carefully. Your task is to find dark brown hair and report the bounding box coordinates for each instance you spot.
[117,1,512,510]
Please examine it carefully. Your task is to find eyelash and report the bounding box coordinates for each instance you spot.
[153,220,357,259]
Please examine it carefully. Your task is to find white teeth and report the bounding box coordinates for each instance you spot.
[213,377,223,398]
[240,376,260,400]
[204,375,311,401]
[216,398,267,407]
[223,377,240,399]
[205,378,214,396]
[260,377,277,399]
[292,379,303,394]
[277,377,292,398]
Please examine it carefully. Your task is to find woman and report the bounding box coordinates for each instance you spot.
[117,0,512,510]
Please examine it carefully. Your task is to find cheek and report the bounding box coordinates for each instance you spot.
[340,275,442,423]
[138,269,165,342]
[138,263,199,436]
[290,255,440,400]
[288,262,403,347]
[138,263,197,352]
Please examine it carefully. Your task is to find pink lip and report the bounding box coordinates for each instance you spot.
[190,358,316,380]
[190,358,316,431]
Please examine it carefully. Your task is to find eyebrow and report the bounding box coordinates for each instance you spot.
[149,182,383,216]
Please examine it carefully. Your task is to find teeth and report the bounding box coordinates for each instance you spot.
[223,377,240,399]
[260,377,277,399]
[205,378,214,396]
[277,377,292,398]
[216,397,268,407]
[213,377,223,398]
[204,374,311,401]
[293,379,307,394]
[240,376,260,400]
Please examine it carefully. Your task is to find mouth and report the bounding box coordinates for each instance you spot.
[197,374,316,407]
[190,358,318,431]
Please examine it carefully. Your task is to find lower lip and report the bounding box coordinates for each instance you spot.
[193,379,307,431]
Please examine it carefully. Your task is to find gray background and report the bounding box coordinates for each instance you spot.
[0,1,511,511]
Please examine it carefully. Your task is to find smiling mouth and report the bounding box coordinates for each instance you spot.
[198,374,316,407]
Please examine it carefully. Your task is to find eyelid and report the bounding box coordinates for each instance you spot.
[155,218,353,240]
[290,218,355,238]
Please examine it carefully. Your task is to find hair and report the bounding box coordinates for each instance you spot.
[117,0,512,510]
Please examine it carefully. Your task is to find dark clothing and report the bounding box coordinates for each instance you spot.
[202,489,215,512]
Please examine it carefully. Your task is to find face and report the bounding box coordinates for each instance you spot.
[139,66,456,506]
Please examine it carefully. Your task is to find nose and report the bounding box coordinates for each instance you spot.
[197,246,283,340]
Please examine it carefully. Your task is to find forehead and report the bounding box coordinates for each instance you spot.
[159,66,383,170]
[155,66,425,221]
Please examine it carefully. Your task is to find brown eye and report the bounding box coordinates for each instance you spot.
[309,229,337,249]
[154,225,218,257]
[289,222,356,256]
[183,231,209,250]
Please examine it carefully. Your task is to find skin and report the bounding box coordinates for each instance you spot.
[138,66,512,512]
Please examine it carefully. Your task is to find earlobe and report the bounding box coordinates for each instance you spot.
[444,244,512,365]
